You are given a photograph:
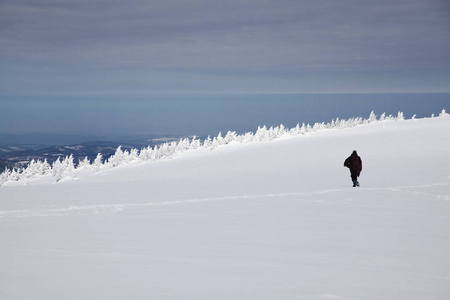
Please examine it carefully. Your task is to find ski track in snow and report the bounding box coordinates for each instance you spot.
[2,182,448,218]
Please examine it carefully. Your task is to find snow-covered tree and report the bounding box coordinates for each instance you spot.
[8,169,21,181]
[368,111,377,123]
[211,132,224,149]
[138,146,153,161]
[242,132,255,143]
[255,126,268,141]
[108,146,125,167]
[176,138,190,151]
[129,148,139,161]
[77,157,91,170]
[203,136,213,148]
[190,136,202,149]
[312,122,325,132]
[65,155,75,174]
[52,155,75,182]
[20,159,50,180]
[224,131,237,144]
[290,123,301,135]
[93,153,103,171]
[52,158,63,181]
[0,168,11,185]
[20,160,38,179]
[38,159,52,175]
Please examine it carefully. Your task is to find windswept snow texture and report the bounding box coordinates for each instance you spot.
[1,115,450,300]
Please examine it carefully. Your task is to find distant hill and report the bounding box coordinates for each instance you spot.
[0,141,130,172]
[0,134,190,172]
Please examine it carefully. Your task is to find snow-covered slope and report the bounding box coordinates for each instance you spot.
[1,114,450,300]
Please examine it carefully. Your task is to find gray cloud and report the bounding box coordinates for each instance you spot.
[1,0,449,94]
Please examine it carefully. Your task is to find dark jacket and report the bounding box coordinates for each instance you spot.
[344,151,362,177]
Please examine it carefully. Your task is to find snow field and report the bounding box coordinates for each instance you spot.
[0,113,449,299]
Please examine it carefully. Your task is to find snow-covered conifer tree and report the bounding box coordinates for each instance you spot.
[108,146,125,167]
[93,153,103,171]
[290,123,301,135]
[39,159,52,175]
[9,169,21,181]
[0,168,11,185]
[240,132,253,143]
[279,124,286,135]
[21,159,50,179]
[215,132,224,145]
[190,136,202,149]
[52,158,64,181]
[52,155,75,182]
[65,155,75,174]
[255,126,268,141]
[138,146,153,161]
[21,160,39,179]
[203,136,212,148]
[129,148,139,161]
[211,132,224,149]
[157,143,168,158]
[77,157,91,170]
[176,138,189,151]
[312,122,326,132]
[224,131,237,144]
[368,111,377,123]
[298,123,306,134]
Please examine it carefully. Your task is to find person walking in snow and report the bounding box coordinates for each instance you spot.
[344,150,362,187]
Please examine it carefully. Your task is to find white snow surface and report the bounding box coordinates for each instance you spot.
[1,115,450,299]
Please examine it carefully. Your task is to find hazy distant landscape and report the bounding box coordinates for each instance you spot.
[0,134,187,173]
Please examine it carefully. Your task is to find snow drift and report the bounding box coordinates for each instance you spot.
[1,111,449,300]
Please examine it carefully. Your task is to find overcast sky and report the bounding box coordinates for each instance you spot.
[1,0,450,96]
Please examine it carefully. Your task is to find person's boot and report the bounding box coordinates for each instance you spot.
[352,180,357,187]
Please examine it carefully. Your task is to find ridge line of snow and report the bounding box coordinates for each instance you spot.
[1,109,448,186]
